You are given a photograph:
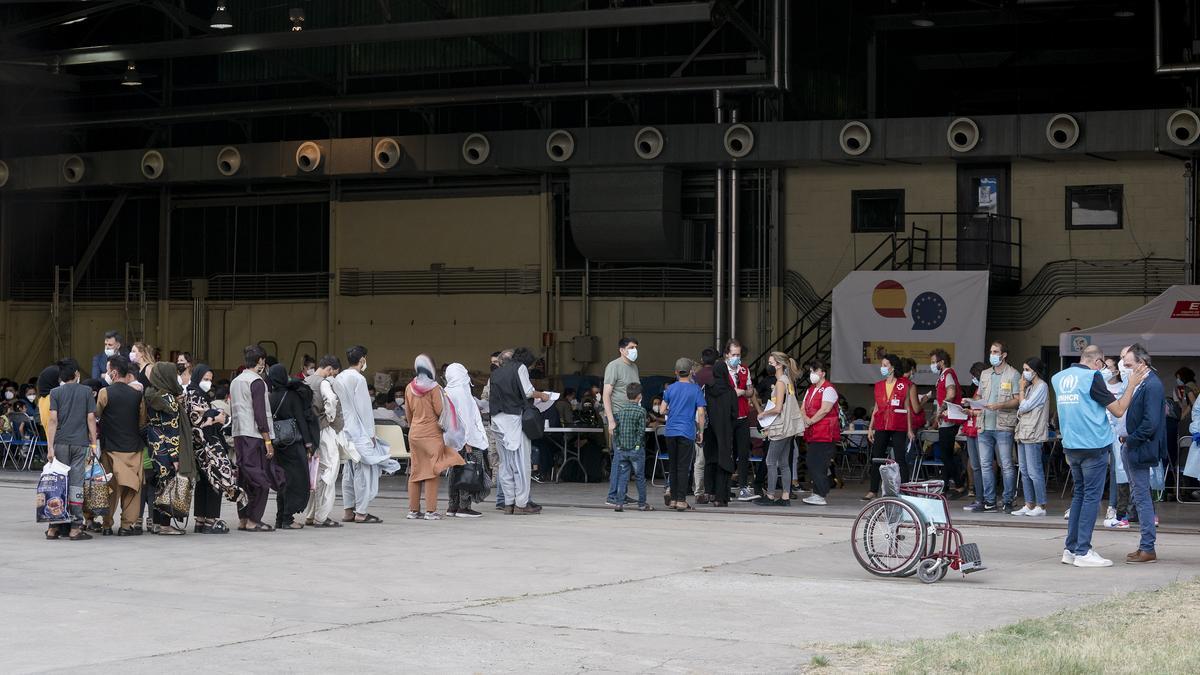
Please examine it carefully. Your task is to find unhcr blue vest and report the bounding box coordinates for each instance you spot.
[1052,365,1113,450]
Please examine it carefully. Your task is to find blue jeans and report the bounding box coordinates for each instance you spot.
[965,436,982,502]
[607,447,647,506]
[1064,448,1109,556]
[977,430,1016,506]
[1121,446,1157,552]
[1017,442,1046,506]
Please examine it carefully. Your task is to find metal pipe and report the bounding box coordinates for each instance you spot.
[1187,161,1197,283]
[714,89,725,350]
[772,0,782,90]
[1155,0,1200,74]
[24,3,714,67]
[18,75,776,130]
[782,0,791,91]
[729,107,740,344]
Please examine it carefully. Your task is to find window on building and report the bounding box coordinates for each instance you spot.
[851,189,905,233]
[1065,185,1123,230]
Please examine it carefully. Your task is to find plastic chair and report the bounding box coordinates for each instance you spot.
[374,418,410,474]
[650,427,670,487]
[911,441,945,482]
[1175,436,1199,505]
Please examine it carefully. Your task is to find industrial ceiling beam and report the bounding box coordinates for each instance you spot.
[417,0,535,82]
[70,192,128,293]
[0,0,136,41]
[11,3,715,67]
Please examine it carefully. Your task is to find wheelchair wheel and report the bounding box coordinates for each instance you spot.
[916,558,948,584]
[851,497,927,578]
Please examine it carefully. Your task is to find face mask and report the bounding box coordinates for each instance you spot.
[131,354,141,366]
[1177,377,1185,387]
[394,397,403,406]
[728,356,741,368]
[971,377,981,387]
[765,365,776,377]
[989,354,1002,367]
[626,348,638,362]
[880,366,891,378]
[3,391,12,400]
[570,400,579,410]
[199,380,212,393]
[652,405,661,414]
[1022,370,1034,382]
[809,372,821,385]
[361,361,368,372]
[27,394,36,403]
[1100,368,1113,381]
[177,363,187,374]
[1118,363,1132,380]
[930,362,940,374]
[102,373,112,385]
[104,348,116,357]
[490,363,499,372]
[306,368,316,376]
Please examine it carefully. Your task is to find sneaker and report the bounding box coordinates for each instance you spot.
[1154,515,1160,526]
[1073,549,1113,568]
[423,512,443,521]
[637,504,655,512]
[1061,549,1076,565]
[456,509,483,518]
[1105,506,1117,521]
[969,502,996,513]
[1001,502,1014,514]
[495,504,506,511]
[614,505,624,512]
[736,487,757,502]
[802,495,827,506]
[1025,506,1046,517]
[1011,505,1031,516]
[513,505,540,515]
[446,510,458,518]
[406,511,424,520]
[963,501,983,512]
[1063,508,1071,520]
[531,475,543,484]
[1104,518,1130,529]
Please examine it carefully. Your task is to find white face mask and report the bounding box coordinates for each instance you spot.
[1118,362,1132,380]
[3,391,12,400]
[1100,368,1113,381]
[104,347,117,357]
[360,361,368,372]
[394,397,403,406]
[809,372,821,385]
[1022,370,1034,382]
[930,362,940,374]
[102,373,113,385]
[131,353,141,366]
[626,347,638,362]
[27,394,37,403]
[652,405,661,414]
[199,380,212,393]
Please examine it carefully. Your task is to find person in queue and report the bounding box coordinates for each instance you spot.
[801,359,840,506]
[929,349,965,499]
[863,353,916,500]
[970,341,1021,514]
[1119,344,1168,564]
[724,340,756,502]
[1013,357,1049,518]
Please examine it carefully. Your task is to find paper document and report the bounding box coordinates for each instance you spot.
[945,402,968,421]
[964,398,986,410]
[758,399,779,427]
[534,392,561,413]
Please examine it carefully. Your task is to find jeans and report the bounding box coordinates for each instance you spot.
[1121,446,1157,552]
[1064,448,1109,557]
[765,437,793,497]
[978,430,1016,506]
[609,447,648,506]
[965,436,982,499]
[1016,442,1046,505]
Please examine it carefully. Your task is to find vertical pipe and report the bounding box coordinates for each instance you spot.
[1187,161,1196,283]
[730,107,740,344]
[771,0,782,90]
[583,258,591,337]
[714,90,725,349]
[782,0,791,91]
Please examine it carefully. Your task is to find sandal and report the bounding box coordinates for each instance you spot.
[861,492,877,501]
[209,520,230,534]
[278,522,305,530]
[156,526,184,536]
[355,514,383,524]
[68,531,94,541]
[239,523,274,532]
[314,519,343,528]
[45,529,60,540]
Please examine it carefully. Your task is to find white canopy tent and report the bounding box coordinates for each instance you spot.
[1059,285,1200,358]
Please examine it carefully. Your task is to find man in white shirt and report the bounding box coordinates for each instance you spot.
[303,355,342,528]
[336,345,398,524]
[489,347,550,514]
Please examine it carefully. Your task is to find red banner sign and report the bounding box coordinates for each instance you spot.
[1170,301,1200,318]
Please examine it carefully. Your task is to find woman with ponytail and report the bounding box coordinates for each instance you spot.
[755,352,804,506]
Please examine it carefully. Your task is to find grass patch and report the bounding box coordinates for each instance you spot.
[800,578,1200,674]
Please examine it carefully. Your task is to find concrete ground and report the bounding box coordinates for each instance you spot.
[1,473,1198,674]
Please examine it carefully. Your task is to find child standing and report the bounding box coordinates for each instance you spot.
[611,383,654,512]
[660,358,707,511]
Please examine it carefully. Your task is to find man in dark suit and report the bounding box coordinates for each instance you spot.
[91,330,128,381]
[1119,343,1168,564]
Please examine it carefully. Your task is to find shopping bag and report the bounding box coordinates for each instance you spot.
[82,453,112,517]
[35,459,72,523]
[153,474,193,519]
[1183,442,1200,480]
[1149,462,1166,492]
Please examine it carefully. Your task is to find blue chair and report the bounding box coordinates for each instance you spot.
[650,427,670,487]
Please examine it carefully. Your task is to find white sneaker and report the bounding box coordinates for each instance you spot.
[1061,549,1076,565]
[1026,506,1046,517]
[1073,549,1113,568]
[1011,505,1031,516]
[802,495,827,506]
[1062,509,1071,520]
[1105,506,1117,521]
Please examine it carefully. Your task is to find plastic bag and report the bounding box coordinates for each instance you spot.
[82,453,111,517]
[879,462,901,498]
[1150,461,1166,492]
[35,459,72,523]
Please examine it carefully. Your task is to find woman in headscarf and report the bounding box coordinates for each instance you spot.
[443,362,490,518]
[404,354,465,520]
[184,364,246,534]
[267,363,318,530]
[704,359,738,508]
[144,361,197,535]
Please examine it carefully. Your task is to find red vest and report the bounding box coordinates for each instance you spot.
[873,377,912,432]
[963,411,979,438]
[936,368,962,406]
[803,382,840,443]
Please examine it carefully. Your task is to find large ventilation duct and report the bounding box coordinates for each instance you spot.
[570,167,682,261]
[634,127,664,159]
[0,160,8,188]
[462,133,491,165]
[946,117,980,153]
[373,138,403,170]
[838,121,872,156]
[295,141,322,172]
[140,150,165,179]
[1166,110,1200,146]
[62,155,85,183]
[545,130,575,162]
[723,123,754,158]
[1045,114,1080,150]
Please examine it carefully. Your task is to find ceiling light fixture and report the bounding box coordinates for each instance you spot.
[210,2,233,30]
[1113,5,1135,18]
[121,60,142,86]
[289,7,305,32]
[911,1,935,28]
[60,17,89,26]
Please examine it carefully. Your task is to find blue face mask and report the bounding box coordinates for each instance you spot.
[727,356,741,368]
[971,377,981,387]
[989,354,1002,367]
[880,366,891,378]
[626,348,638,362]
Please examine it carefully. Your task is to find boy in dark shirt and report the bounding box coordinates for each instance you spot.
[611,383,653,512]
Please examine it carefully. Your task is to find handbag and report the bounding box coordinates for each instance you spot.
[154,473,194,519]
[271,390,301,446]
[521,404,545,440]
[452,458,487,493]
[765,384,805,439]
[82,452,111,517]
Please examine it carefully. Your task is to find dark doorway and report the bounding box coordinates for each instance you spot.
[956,164,1011,277]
